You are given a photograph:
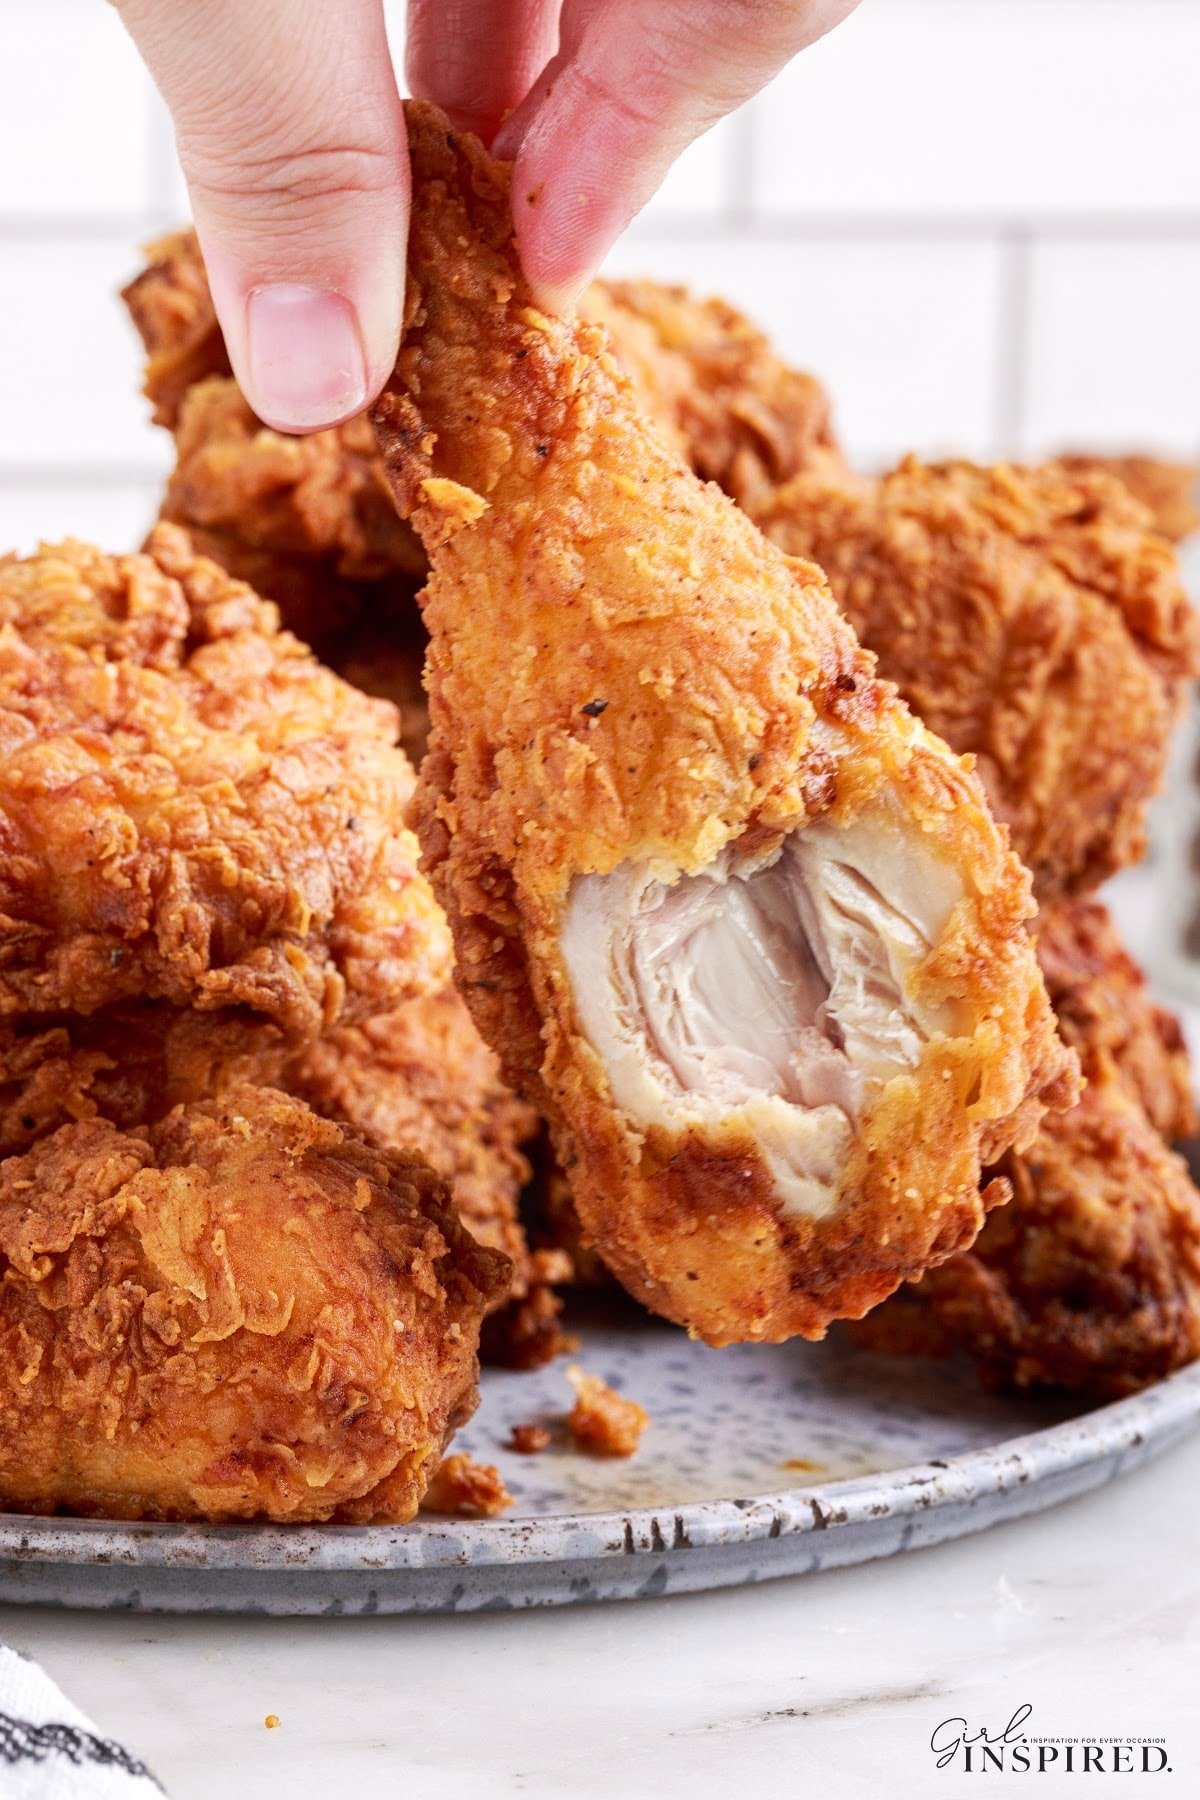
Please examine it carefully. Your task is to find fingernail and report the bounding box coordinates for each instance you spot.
[244,284,368,432]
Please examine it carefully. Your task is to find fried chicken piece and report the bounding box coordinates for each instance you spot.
[288,986,576,1363]
[367,104,1076,1347]
[1059,454,1199,545]
[121,229,230,430]
[585,278,843,514]
[860,900,1200,1394]
[0,526,450,1035]
[0,1002,286,1156]
[879,1071,1200,1396]
[287,985,537,1286]
[754,458,1199,897]
[1036,898,1197,1141]
[333,609,432,767]
[0,1086,509,1522]
[164,377,427,593]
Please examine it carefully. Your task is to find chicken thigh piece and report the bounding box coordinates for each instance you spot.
[367,105,1076,1346]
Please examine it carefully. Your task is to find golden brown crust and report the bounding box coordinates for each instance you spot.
[121,230,230,429]
[0,526,450,1035]
[890,1071,1200,1396]
[860,902,1200,1394]
[0,1086,509,1522]
[584,278,844,513]
[287,985,538,1287]
[754,459,1199,898]
[0,1003,287,1155]
[1036,898,1197,1141]
[369,103,1074,1347]
[1059,454,1199,545]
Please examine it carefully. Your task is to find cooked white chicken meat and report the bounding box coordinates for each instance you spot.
[562,811,965,1219]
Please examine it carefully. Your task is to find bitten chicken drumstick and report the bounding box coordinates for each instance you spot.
[368,103,1076,1347]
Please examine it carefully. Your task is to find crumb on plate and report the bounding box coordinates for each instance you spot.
[565,1365,649,1458]
[508,1422,551,1455]
[421,1453,513,1517]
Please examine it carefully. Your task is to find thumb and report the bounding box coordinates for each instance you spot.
[115,0,407,433]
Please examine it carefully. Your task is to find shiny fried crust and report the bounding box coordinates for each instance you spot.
[369,103,1075,1347]
[860,901,1200,1394]
[0,1086,509,1522]
[0,526,450,1035]
[754,459,1199,898]
[584,278,843,513]
[1059,454,1199,545]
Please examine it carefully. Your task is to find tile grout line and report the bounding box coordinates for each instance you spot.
[991,228,1032,458]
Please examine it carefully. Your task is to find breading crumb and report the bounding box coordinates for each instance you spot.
[508,1422,551,1455]
[422,1452,512,1517]
[264,1715,280,1730]
[565,1365,648,1458]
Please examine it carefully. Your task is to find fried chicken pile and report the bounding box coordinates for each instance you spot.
[2,93,1194,1532]
[0,528,554,1523]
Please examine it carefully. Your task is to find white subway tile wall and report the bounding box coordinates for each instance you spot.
[0,0,1195,551]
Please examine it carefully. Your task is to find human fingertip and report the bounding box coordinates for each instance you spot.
[242,285,370,434]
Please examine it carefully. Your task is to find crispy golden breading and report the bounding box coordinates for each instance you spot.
[368,104,1074,1347]
[584,278,843,513]
[121,229,230,429]
[1036,898,1197,1141]
[754,459,1199,897]
[0,526,450,1035]
[287,985,537,1285]
[1059,454,1199,545]
[879,1071,1200,1396]
[122,232,839,649]
[165,377,427,591]
[0,1086,509,1522]
[860,901,1200,1394]
[0,1003,286,1155]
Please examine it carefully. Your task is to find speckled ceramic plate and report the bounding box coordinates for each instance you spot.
[2,1312,1197,1614]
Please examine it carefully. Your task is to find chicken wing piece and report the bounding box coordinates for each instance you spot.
[859,900,1200,1394]
[0,525,450,1034]
[754,459,1198,898]
[366,103,1076,1347]
[0,1085,509,1522]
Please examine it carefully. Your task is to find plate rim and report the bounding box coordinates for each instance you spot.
[3,1360,1197,1575]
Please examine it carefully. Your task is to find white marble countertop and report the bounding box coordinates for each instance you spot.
[2,1424,1196,1799]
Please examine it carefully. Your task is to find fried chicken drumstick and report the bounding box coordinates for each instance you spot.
[0,526,449,1035]
[0,1085,508,1522]
[860,900,1200,1395]
[366,102,1075,1347]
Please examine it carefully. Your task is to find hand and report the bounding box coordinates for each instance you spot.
[114,1,858,434]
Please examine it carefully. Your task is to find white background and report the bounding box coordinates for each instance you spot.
[0,0,1197,556]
